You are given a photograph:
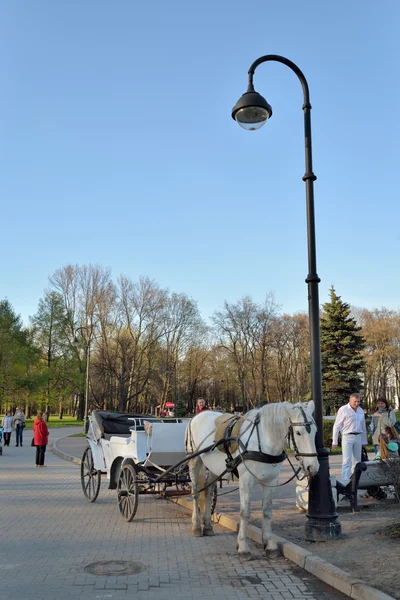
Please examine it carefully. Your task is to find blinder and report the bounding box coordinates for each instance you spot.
[288,406,317,459]
[293,406,312,433]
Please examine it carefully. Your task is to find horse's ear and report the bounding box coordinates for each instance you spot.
[306,400,315,416]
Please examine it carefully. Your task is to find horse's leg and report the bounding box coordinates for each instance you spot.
[261,477,278,555]
[202,474,216,536]
[197,465,209,534]
[237,470,254,557]
[188,457,206,537]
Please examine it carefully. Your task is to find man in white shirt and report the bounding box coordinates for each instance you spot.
[332,393,368,483]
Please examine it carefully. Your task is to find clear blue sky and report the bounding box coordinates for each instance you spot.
[1,1,399,325]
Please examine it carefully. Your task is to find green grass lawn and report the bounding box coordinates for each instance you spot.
[24,416,84,429]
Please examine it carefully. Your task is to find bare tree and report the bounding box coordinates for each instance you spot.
[48,264,114,418]
[269,313,309,402]
[158,292,208,409]
[115,275,167,412]
[359,308,400,408]
[212,295,278,411]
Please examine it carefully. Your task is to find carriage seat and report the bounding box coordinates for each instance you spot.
[91,410,154,439]
[103,433,131,440]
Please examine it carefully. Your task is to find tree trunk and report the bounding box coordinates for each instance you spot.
[76,392,85,420]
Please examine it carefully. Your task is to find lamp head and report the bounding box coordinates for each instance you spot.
[231,90,272,131]
[74,336,79,344]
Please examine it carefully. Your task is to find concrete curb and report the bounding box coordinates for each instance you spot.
[53,438,395,600]
[51,443,82,466]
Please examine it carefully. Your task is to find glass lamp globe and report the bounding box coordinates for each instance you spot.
[234,106,270,131]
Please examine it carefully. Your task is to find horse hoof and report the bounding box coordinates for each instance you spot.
[192,528,203,537]
[266,548,279,558]
[238,551,252,561]
[202,527,215,536]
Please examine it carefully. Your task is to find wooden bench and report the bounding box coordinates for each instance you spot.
[335,458,400,512]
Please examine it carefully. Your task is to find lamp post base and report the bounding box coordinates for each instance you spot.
[305,447,342,542]
[305,516,342,542]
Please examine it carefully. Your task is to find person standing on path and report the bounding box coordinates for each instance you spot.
[332,393,368,483]
[370,397,396,454]
[33,411,49,467]
[14,406,26,447]
[1,410,14,447]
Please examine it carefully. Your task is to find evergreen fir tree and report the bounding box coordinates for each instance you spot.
[320,286,365,410]
[174,397,187,418]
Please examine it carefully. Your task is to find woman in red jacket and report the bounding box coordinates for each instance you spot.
[33,411,49,467]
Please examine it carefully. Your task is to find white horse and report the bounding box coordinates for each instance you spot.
[185,401,319,557]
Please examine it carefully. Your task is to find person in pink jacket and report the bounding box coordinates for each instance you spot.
[33,411,49,467]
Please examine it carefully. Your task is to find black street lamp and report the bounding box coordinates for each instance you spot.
[232,54,341,541]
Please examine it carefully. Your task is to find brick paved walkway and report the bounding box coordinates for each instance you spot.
[0,429,349,600]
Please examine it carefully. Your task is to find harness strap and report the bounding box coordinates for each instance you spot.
[193,444,288,495]
[194,448,298,495]
[222,416,242,455]
[254,413,263,453]
[241,450,287,464]
[217,415,257,477]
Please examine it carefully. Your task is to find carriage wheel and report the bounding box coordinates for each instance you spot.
[81,447,101,502]
[117,463,139,522]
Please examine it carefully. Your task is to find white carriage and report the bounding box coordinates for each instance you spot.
[81,410,192,521]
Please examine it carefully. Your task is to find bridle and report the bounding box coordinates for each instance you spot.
[287,406,318,465]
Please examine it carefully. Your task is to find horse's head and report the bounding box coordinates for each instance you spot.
[286,401,319,477]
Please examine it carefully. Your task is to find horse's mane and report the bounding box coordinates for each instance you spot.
[257,402,294,441]
[257,401,314,439]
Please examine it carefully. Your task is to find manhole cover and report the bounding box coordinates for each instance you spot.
[84,560,146,576]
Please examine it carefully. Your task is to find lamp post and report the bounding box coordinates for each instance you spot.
[74,326,93,433]
[232,55,341,541]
